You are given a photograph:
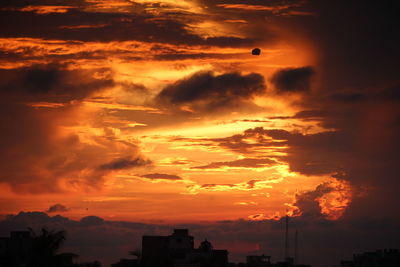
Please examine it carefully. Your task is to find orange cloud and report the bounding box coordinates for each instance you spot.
[186,178,283,195]
[292,178,352,220]
[217,4,291,12]
[19,5,73,14]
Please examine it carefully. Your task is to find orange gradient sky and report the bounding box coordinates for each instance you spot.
[1,0,390,224]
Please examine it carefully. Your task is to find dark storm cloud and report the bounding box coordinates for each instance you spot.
[156,71,265,113]
[210,116,400,219]
[210,127,349,175]
[139,173,182,180]
[288,1,400,91]
[192,157,276,169]
[272,1,400,221]
[0,64,114,102]
[292,183,334,219]
[157,71,265,103]
[99,157,152,171]
[266,129,349,177]
[23,68,62,93]
[331,93,367,103]
[0,64,149,194]
[47,204,69,213]
[210,127,348,175]
[2,211,400,267]
[270,66,315,93]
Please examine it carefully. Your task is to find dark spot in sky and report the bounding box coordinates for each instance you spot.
[251,48,261,55]
[271,66,315,93]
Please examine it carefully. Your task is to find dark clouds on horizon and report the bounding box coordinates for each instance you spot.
[47,204,69,213]
[1,211,399,267]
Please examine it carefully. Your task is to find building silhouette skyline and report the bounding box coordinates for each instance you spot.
[1,228,399,267]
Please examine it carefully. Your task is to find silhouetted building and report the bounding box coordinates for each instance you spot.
[243,255,309,267]
[0,231,33,267]
[141,229,228,267]
[246,255,271,267]
[340,249,400,267]
[142,235,170,266]
[77,261,102,267]
[111,258,139,267]
[274,257,294,267]
[340,260,354,267]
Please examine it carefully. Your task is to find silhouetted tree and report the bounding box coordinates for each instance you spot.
[28,227,71,267]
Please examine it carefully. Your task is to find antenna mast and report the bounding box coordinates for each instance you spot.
[284,214,289,261]
[294,229,298,265]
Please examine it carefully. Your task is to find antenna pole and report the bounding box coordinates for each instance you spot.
[294,229,298,265]
[285,214,289,261]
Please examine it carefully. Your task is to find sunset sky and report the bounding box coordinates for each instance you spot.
[0,0,399,266]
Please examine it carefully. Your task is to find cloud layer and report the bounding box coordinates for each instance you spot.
[0,64,150,193]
